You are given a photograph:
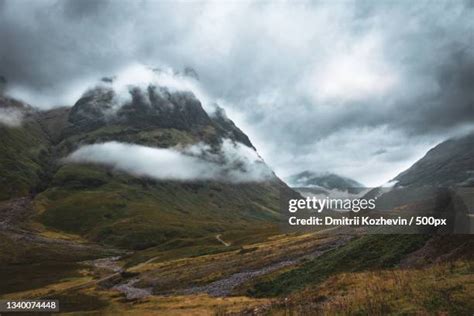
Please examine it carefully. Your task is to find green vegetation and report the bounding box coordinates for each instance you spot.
[37,163,281,250]
[253,260,474,315]
[0,262,82,295]
[0,122,50,200]
[248,234,430,297]
[47,291,109,313]
[57,125,200,156]
[0,231,115,266]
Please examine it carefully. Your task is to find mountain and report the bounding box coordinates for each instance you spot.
[392,132,474,187]
[366,133,474,234]
[0,82,290,258]
[287,171,364,192]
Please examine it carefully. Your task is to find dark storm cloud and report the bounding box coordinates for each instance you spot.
[0,0,472,185]
[0,0,129,92]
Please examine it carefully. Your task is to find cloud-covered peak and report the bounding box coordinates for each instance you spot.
[0,96,30,127]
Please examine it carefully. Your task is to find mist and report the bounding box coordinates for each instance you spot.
[0,107,23,127]
[65,140,273,183]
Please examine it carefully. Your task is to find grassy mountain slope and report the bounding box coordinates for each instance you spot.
[247,234,430,297]
[36,163,282,249]
[0,98,51,200]
[394,132,474,187]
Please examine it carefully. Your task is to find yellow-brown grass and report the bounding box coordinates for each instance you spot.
[266,261,474,315]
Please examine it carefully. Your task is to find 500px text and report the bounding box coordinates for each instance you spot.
[289,216,447,227]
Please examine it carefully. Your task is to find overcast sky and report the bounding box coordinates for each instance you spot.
[1,0,473,186]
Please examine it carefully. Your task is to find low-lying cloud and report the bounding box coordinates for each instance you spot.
[0,107,23,127]
[65,139,273,182]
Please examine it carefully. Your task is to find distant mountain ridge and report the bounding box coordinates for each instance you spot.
[287,171,364,190]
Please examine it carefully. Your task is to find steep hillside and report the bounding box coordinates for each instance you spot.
[393,132,474,187]
[0,97,51,200]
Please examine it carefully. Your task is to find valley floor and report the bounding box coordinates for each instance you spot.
[0,197,473,315]
[1,225,473,315]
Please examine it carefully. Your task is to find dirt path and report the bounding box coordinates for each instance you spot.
[216,234,231,247]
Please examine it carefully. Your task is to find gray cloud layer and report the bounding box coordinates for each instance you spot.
[1,0,473,185]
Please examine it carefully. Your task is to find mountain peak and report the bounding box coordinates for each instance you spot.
[67,66,256,152]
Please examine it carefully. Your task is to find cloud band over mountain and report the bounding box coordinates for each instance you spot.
[65,140,273,182]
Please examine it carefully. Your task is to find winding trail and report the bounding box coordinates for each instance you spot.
[216,234,231,247]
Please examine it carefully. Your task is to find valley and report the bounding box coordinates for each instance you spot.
[1,82,473,315]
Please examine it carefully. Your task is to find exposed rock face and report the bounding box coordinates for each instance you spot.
[68,86,213,131]
[67,85,253,149]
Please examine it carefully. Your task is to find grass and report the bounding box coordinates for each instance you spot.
[0,262,82,295]
[0,230,115,266]
[265,260,474,315]
[0,121,50,200]
[56,125,200,157]
[122,226,280,268]
[37,163,283,250]
[128,233,340,294]
[1,231,471,315]
[247,234,430,297]
[47,291,110,313]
